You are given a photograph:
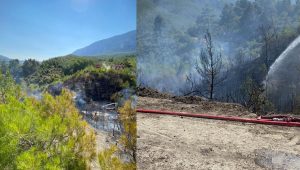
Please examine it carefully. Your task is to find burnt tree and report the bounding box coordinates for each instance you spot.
[187,30,226,100]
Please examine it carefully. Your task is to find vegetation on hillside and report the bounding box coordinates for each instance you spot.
[26,55,135,88]
[65,63,136,101]
[1,55,136,92]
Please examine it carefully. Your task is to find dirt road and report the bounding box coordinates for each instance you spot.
[137,97,300,170]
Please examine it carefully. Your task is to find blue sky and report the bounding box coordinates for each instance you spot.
[0,0,136,60]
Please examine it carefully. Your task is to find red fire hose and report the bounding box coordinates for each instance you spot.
[136,109,300,127]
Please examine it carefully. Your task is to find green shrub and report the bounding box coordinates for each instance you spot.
[0,74,96,169]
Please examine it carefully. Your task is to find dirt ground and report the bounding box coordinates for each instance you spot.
[137,97,300,170]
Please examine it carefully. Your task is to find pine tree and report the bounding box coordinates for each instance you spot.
[0,74,96,169]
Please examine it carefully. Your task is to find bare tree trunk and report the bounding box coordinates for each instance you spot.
[186,29,226,100]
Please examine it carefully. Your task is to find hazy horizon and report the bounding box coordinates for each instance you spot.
[0,0,136,61]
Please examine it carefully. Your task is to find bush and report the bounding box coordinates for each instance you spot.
[98,145,135,170]
[118,100,137,163]
[0,74,96,169]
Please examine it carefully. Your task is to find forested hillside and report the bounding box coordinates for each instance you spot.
[138,0,300,113]
[1,55,135,89]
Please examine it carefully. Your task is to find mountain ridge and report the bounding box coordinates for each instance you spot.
[0,55,10,61]
[73,30,136,56]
